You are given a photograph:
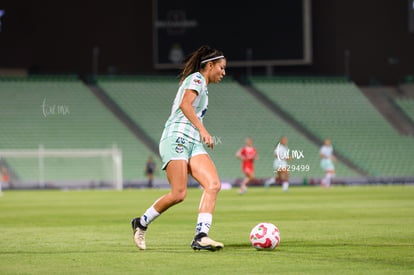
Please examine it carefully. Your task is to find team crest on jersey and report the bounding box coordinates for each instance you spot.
[193,78,201,85]
[175,144,184,153]
[175,137,185,153]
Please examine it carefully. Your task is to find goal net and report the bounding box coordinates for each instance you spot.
[0,145,123,190]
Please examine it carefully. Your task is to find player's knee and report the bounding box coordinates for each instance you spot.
[206,179,221,194]
[171,190,187,204]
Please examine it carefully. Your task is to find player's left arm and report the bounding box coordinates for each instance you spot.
[180,89,214,149]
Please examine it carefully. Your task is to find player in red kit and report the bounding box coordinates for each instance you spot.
[236,137,258,194]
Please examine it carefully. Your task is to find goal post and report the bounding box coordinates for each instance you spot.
[0,145,123,190]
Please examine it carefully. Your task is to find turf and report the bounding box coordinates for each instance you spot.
[0,185,413,274]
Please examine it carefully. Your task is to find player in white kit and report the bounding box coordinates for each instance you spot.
[273,136,290,192]
[319,138,336,188]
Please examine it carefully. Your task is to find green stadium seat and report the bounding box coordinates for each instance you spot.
[250,77,414,177]
[98,76,358,180]
[0,76,154,183]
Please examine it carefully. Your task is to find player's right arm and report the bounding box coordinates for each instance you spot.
[236,148,244,160]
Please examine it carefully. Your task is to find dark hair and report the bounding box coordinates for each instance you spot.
[179,45,225,82]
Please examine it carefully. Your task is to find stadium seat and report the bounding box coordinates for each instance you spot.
[0,76,154,184]
[250,77,414,177]
[98,76,358,180]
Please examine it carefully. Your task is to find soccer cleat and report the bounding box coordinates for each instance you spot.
[131,217,147,250]
[191,233,224,251]
[238,187,247,195]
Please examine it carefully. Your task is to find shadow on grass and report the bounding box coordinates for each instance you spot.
[224,243,252,249]
[285,241,414,248]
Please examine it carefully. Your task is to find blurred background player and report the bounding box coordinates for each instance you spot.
[144,156,156,188]
[0,165,9,196]
[236,137,258,194]
[320,138,336,188]
[131,45,226,251]
[273,136,290,192]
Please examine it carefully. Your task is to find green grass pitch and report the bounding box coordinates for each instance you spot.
[1,185,413,274]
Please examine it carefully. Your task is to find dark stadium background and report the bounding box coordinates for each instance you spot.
[0,0,413,85]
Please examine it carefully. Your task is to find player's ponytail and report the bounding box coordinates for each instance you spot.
[179,45,225,83]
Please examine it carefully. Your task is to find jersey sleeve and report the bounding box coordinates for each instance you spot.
[182,73,203,95]
[239,147,245,157]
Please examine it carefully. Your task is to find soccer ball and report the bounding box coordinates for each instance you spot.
[249,222,280,250]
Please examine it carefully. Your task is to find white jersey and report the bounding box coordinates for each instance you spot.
[161,72,208,143]
[320,145,333,159]
[273,143,289,169]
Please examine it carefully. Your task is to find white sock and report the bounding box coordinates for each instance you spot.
[325,176,331,187]
[195,213,212,235]
[282,181,289,191]
[325,173,334,187]
[264,177,275,187]
[326,174,335,186]
[140,206,160,227]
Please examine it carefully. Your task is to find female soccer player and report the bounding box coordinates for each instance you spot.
[131,45,226,251]
[236,137,258,194]
[273,136,290,192]
[319,138,336,188]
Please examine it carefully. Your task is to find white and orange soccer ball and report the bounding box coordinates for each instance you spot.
[249,222,281,250]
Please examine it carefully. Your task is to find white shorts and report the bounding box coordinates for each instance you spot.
[320,159,335,171]
[159,135,207,170]
[273,159,287,171]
